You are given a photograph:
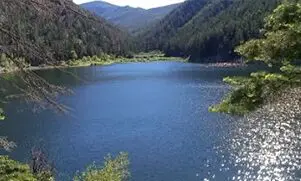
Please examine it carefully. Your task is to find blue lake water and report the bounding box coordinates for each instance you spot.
[0,62,260,180]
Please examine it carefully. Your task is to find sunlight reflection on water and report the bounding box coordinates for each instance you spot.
[206,88,301,181]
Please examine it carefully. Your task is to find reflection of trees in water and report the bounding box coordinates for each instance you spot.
[221,88,301,181]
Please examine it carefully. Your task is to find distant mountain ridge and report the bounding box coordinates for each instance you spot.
[81,1,180,32]
[138,0,283,62]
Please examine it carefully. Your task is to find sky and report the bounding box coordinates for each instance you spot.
[73,0,185,9]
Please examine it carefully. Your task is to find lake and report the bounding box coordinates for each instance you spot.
[1,62,296,181]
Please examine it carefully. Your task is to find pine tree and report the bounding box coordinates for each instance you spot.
[210,1,301,115]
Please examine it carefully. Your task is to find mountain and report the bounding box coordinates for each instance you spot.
[139,0,282,62]
[138,0,210,50]
[0,0,130,65]
[81,1,180,32]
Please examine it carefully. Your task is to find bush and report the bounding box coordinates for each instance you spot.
[74,152,130,181]
[0,156,37,181]
[0,152,129,181]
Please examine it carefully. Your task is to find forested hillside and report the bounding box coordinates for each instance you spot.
[81,1,180,33]
[139,0,282,62]
[0,0,130,66]
[138,0,210,51]
[0,0,289,65]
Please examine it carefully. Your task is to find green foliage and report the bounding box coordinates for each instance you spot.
[210,70,299,115]
[0,152,55,180]
[0,108,4,121]
[211,1,301,115]
[74,152,130,181]
[236,2,301,65]
[34,172,54,181]
[0,156,37,181]
[0,53,15,71]
[70,50,79,60]
[0,53,29,73]
[0,153,129,181]
[0,54,8,67]
[67,52,184,67]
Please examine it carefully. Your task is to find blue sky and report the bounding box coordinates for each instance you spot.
[73,0,185,9]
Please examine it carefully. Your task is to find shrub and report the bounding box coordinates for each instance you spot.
[74,152,130,181]
[0,156,37,181]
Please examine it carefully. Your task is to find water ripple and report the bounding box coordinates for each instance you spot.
[210,88,301,181]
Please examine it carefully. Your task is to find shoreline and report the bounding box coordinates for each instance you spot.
[0,59,246,75]
[0,57,186,74]
[204,62,246,68]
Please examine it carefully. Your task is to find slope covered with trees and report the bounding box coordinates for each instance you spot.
[0,0,131,66]
[139,0,282,62]
[211,1,301,115]
[138,0,211,51]
[81,1,180,33]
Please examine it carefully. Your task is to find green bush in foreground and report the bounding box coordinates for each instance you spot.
[0,153,129,181]
[74,152,130,181]
[210,1,301,115]
[0,156,36,181]
[210,68,301,115]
